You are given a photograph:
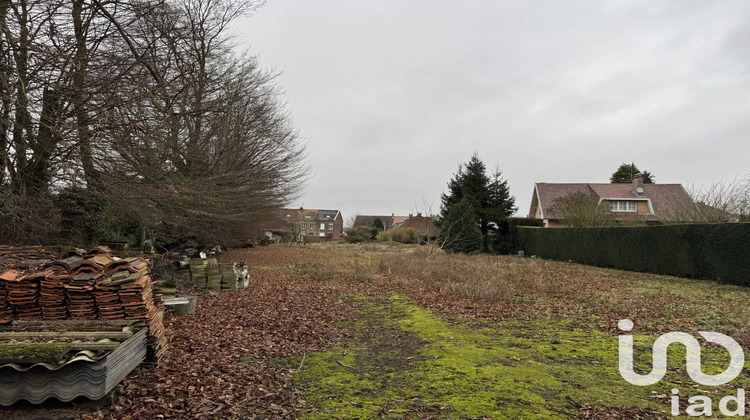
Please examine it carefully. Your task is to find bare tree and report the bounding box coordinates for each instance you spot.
[0,0,308,246]
[92,0,307,244]
[663,176,750,224]
[548,193,613,227]
[344,213,359,229]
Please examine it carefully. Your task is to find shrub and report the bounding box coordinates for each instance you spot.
[345,226,377,241]
[376,231,392,242]
[390,227,417,244]
[347,234,366,244]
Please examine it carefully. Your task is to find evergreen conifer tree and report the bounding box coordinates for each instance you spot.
[439,153,516,252]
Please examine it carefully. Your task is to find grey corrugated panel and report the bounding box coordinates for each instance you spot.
[0,350,101,371]
[0,329,146,406]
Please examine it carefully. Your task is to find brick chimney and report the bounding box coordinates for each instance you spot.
[632,173,644,194]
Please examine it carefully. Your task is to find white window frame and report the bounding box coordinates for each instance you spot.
[320,223,325,230]
[309,223,314,229]
[319,232,325,237]
[328,223,334,230]
[610,200,637,212]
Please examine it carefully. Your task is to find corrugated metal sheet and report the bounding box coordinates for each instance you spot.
[0,328,147,405]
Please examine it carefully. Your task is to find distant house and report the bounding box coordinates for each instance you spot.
[529,174,693,228]
[260,216,295,244]
[352,215,396,230]
[353,213,436,232]
[271,207,344,241]
[392,216,409,229]
[400,213,437,238]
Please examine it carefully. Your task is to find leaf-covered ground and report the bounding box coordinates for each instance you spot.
[5,243,750,419]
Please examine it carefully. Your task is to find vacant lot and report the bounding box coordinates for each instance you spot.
[234,244,750,419]
[7,243,750,419]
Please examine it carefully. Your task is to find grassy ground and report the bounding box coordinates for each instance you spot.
[228,243,750,419]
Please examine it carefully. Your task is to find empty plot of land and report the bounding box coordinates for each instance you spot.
[6,244,750,419]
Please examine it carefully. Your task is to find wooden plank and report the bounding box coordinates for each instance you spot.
[0,331,133,340]
[69,341,120,351]
[9,319,142,327]
[2,320,144,332]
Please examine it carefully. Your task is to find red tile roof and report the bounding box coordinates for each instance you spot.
[531,182,692,222]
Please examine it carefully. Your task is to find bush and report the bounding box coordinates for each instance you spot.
[390,227,417,244]
[376,231,392,242]
[347,234,366,244]
[516,223,750,286]
[345,226,377,241]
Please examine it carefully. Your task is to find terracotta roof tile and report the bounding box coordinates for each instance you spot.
[533,182,692,222]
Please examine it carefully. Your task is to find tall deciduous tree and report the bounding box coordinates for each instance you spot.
[439,153,516,252]
[0,0,308,246]
[610,163,654,184]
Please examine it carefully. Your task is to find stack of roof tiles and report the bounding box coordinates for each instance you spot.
[174,257,249,291]
[189,258,208,288]
[0,246,167,364]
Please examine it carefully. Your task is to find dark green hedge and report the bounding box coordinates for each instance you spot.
[508,217,544,227]
[515,223,750,286]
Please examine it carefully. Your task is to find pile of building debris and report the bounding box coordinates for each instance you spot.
[0,245,166,406]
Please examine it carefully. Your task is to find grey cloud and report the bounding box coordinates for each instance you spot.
[235,0,750,220]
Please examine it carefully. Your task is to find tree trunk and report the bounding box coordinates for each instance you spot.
[72,0,97,188]
[0,0,9,186]
[26,87,61,194]
[10,0,30,197]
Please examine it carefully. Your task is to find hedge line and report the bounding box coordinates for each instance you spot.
[515,223,750,286]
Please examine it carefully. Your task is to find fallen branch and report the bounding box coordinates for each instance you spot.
[337,360,354,369]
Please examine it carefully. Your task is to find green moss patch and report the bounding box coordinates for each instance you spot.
[0,342,71,364]
[288,294,750,419]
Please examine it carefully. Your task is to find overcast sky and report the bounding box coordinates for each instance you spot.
[234,0,750,221]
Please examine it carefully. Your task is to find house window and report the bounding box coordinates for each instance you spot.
[328,223,334,230]
[308,231,313,236]
[319,232,325,237]
[611,201,637,212]
[300,224,305,230]
[320,223,325,230]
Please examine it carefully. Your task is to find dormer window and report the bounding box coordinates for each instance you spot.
[611,201,637,212]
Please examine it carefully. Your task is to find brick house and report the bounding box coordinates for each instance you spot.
[528,174,693,227]
[278,208,344,241]
[352,215,396,230]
